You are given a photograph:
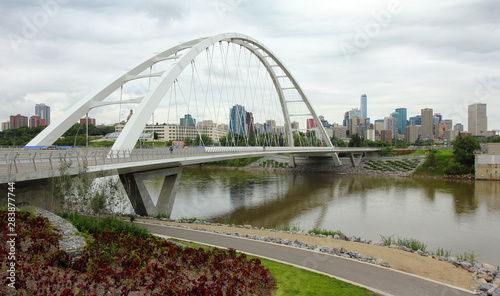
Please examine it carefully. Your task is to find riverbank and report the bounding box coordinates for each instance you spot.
[242,155,426,178]
[136,217,487,292]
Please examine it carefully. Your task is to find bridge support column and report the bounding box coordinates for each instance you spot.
[289,155,296,167]
[348,152,364,167]
[119,166,183,217]
[331,153,342,166]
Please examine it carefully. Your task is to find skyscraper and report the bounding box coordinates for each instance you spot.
[229,105,246,135]
[360,94,367,119]
[35,103,50,126]
[468,103,487,136]
[421,108,433,139]
[10,114,28,129]
[395,108,407,135]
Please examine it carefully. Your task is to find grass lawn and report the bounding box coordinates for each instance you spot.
[254,256,374,296]
[412,149,453,176]
[399,149,427,157]
[169,239,373,296]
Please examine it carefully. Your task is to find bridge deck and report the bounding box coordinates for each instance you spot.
[0,146,379,184]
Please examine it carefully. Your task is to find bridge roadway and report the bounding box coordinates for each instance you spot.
[0,146,377,184]
[139,222,475,296]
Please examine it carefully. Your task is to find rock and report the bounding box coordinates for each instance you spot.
[381,262,390,268]
[477,278,488,285]
[333,234,340,239]
[483,263,498,271]
[320,246,331,253]
[492,286,500,296]
[488,286,499,296]
[339,235,347,241]
[478,283,494,291]
[478,274,494,282]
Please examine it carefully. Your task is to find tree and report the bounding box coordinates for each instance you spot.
[444,134,480,175]
[348,134,363,147]
[194,134,213,146]
[452,134,480,168]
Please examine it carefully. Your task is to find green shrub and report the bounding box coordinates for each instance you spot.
[61,212,149,238]
[308,228,344,237]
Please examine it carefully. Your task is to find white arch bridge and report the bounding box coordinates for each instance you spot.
[9,33,380,216]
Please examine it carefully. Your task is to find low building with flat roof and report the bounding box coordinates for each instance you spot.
[475,143,500,180]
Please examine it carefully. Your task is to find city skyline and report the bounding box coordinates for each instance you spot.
[0,1,498,132]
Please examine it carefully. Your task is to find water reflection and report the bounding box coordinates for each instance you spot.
[171,167,500,265]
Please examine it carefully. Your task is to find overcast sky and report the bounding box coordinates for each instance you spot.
[1,0,499,131]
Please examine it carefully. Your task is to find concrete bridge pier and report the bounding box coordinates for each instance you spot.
[331,153,342,166]
[119,166,183,217]
[348,152,364,167]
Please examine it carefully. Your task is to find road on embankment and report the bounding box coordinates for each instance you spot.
[138,222,475,296]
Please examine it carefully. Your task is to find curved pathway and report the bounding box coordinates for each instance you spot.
[138,222,475,296]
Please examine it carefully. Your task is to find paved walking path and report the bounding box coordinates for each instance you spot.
[138,222,475,296]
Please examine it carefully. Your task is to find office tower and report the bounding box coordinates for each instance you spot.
[454,123,464,131]
[442,119,453,131]
[35,103,50,125]
[360,94,367,119]
[10,114,28,129]
[405,125,419,143]
[384,114,398,138]
[349,108,362,119]
[468,103,487,136]
[180,114,196,127]
[395,108,407,135]
[421,108,433,139]
[349,116,366,136]
[245,112,254,136]
[408,115,421,126]
[229,105,246,134]
[374,119,384,132]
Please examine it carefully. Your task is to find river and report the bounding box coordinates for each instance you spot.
[163,167,500,266]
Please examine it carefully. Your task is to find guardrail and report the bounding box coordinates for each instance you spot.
[0,146,268,177]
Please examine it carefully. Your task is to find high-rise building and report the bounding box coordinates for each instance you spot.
[454,123,464,131]
[2,121,10,131]
[306,118,316,130]
[468,103,487,136]
[35,103,50,125]
[180,114,196,127]
[245,112,254,136]
[360,94,367,119]
[10,114,28,129]
[408,116,421,126]
[405,125,419,143]
[374,119,384,132]
[349,116,366,136]
[384,114,398,139]
[80,118,96,126]
[421,108,433,139]
[229,105,246,135]
[30,116,46,128]
[442,119,453,131]
[380,130,392,143]
[395,108,407,135]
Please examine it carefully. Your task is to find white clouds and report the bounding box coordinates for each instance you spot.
[0,0,499,131]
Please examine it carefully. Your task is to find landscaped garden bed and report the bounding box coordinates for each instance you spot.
[0,208,275,295]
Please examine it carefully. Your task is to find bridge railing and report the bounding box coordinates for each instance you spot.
[0,146,265,178]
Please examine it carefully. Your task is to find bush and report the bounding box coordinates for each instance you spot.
[60,212,149,239]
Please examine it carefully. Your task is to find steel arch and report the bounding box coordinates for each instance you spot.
[27,33,333,152]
